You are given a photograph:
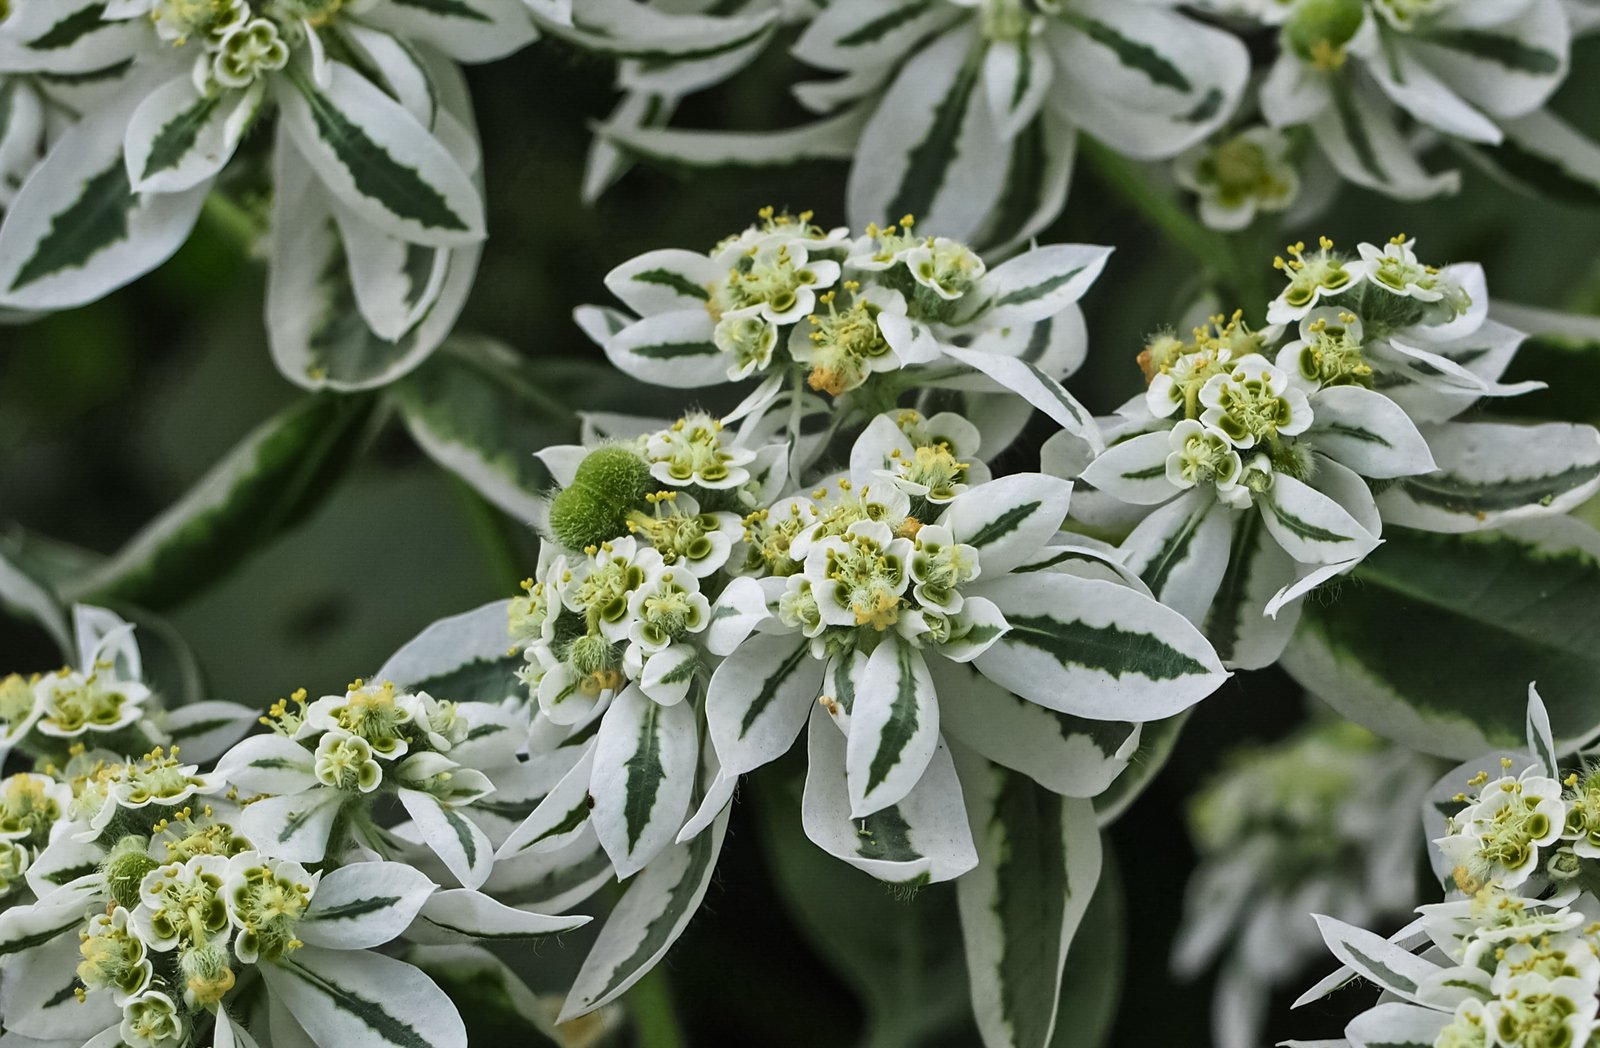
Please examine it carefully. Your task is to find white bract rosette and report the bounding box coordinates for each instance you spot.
[583,209,1110,461]
[1215,0,1577,200]
[214,678,523,889]
[1293,687,1600,1048]
[583,0,1248,248]
[1061,235,1600,670]
[699,419,1227,886]
[0,0,535,389]
[1171,719,1434,1048]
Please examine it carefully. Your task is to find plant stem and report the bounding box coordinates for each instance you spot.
[201,193,265,257]
[1080,139,1263,311]
[630,968,687,1048]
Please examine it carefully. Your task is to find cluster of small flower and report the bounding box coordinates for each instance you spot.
[1299,686,1600,1048]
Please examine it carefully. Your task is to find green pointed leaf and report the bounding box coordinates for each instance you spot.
[392,335,585,522]
[957,759,1103,1048]
[58,395,375,610]
[1285,518,1600,758]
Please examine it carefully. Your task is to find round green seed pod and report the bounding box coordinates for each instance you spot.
[104,837,159,910]
[547,446,654,550]
[572,446,654,504]
[1284,0,1364,62]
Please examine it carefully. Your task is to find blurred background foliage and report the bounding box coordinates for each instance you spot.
[5,28,1600,1048]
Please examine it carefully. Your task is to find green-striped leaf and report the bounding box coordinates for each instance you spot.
[393,335,584,523]
[707,633,824,776]
[590,685,697,878]
[57,394,373,610]
[1285,517,1600,758]
[0,100,209,310]
[496,742,596,859]
[276,62,483,246]
[0,547,70,651]
[399,787,495,890]
[1377,420,1600,532]
[846,636,939,817]
[1312,915,1433,1002]
[956,759,1102,1048]
[1203,510,1300,671]
[559,805,730,1021]
[376,598,523,704]
[934,659,1139,799]
[974,573,1227,722]
[598,107,867,172]
[803,706,977,885]
[1479,110,1600,207]
[942,473,1075,574]
[300,862,437,950]
[407,888,590,943]
[408,944,574,1044]
[261,945,467,1048]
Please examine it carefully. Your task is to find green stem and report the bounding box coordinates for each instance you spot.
[201,193,265,256]
[1081,139,1262,312]
[629,967,686,1048]
[452,480,527,593]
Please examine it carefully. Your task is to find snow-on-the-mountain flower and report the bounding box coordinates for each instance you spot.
[0,803,470,1048]
[0,0,536,390]
[699,417,1228,884]
[583,209,1109,455]
[1,606,256,770]
[1293,688,1600,1048]
[214,678,521,889]
[497,427,786,878]
[587,0,1249,249]
[1214,0,1575,200]
[1172,718,1434,1048]
[1174,126,1302,231]
[1057,235,1600,669]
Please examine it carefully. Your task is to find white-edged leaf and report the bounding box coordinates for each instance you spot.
[558,805,730,1021]
[846,636,939,818]
[124,74,261,193]
[260,944,467,1048]
[941,345,1103,452]
[956,755,1103,1048]
[846,26,1006,243]
[300,861,438,949]
[496,741,595,859]
[0,96,209,310]
[1121,490,1235,626]
[942,473,1075,575]
[1526,682,1558,777]
[1309,386,1437,479]
[1377,420,1600,533]
[604,248,718,316]
[980,244,1111,327]
[161,701,260,764]
[216,733,319,795]
[598,106,867,171]
[398,787,495,890]
[1312,915,1435,1004]
[276,61,483,247]
[239,788,345,864]
[973,573,1227,721]
[405,888,590,944]
[590,685,697,879]
[706,633,822,775]
[802,706,977,885]
[0,549,70,652]
[933,659,1138,799]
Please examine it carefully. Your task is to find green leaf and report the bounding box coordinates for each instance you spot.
[1285,518,1600,758]
[58,394,375,610]
[9,159,133,294]
[1049,848,1124,1048]
[957,761,1103,1048]
[392,335,581,522]
[408,945,561,1046]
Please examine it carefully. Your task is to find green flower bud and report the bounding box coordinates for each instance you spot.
[1285,0,1365,67]
[548,447,654,551]
[103,836,159,911]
